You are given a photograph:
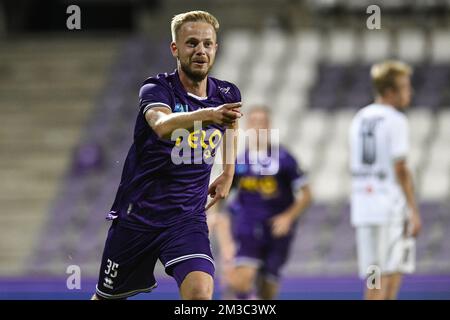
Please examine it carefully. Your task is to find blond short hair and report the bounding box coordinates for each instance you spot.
[371,60,412,96]
[171,11,220,42]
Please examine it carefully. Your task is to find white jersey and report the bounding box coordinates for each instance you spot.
[349,103,409,226]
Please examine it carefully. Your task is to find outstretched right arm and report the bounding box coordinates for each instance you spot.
[144,103,242,139]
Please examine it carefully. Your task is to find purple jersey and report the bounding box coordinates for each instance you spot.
[108,70,241,228]
[228,146,307,227]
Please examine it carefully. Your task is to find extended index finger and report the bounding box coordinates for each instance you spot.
[223,110,242,120]
[223,102,242,110]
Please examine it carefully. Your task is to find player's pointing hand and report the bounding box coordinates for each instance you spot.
[205,172,234,211]
[208,102,242,126]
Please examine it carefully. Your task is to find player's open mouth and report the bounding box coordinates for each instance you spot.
[193,61,207,66]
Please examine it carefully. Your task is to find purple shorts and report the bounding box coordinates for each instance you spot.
[95,219,215,299]
[233,221,295,281]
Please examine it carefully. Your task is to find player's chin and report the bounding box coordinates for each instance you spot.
[191,65,209,75]
[187,67,209,81]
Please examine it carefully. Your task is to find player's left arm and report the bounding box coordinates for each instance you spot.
[270,155,312,237]
[391,115,421,238]
[270,183,312,238]
[284,184,313,221]
[205,120,239,210]
[395,159,421,237]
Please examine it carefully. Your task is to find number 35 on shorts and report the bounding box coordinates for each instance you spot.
[104,259,119,278]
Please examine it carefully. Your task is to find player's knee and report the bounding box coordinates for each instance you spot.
[233,280,253,293]
[91,293,103,300]
[179,269,214,300]
[230,272,254,293]
[183,282,213,300]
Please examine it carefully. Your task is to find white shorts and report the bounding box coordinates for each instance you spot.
[355,223,415,279]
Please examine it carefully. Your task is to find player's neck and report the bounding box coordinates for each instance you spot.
[375,97,394,108]
[178,68,208,98]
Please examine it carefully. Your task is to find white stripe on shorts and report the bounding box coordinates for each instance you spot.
[164,253,215,268]
[95,282,158,300]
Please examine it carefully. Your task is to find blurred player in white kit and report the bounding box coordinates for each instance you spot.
[349,60,422,300]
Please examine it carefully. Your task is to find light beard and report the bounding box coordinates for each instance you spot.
[180,60,212,82]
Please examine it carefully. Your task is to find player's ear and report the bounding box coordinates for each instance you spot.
[170,41,178,58]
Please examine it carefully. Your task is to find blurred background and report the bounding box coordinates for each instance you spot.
[0,0,449,299]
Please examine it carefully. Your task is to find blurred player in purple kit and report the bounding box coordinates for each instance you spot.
[214,106,312,299]
[92,11,242,300]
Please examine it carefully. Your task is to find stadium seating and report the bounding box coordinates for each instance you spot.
[0,37,120,275]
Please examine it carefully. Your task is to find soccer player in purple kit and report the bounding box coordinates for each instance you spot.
[92,11,242,300]
[215,106,312,300]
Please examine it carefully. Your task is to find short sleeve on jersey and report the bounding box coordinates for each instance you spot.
[139,81,173,115]
[390,114,409,160]
[230,83,242,103]
[285,154,308,192]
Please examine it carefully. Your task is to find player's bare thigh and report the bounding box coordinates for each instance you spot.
[180,271,214,300]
